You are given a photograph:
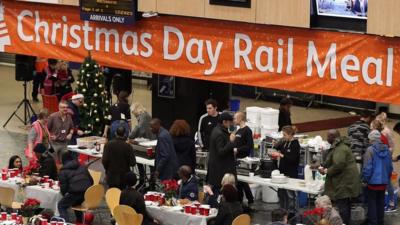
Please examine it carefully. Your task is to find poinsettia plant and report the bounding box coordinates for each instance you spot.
[23,159,40,176]
[161,179,179,199]
[303,207,325,225]
[21,198,41,217]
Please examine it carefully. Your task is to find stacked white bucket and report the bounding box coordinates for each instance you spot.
[246,106,279,139]
[246,106,280,203]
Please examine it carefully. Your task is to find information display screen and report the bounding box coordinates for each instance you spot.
[80,0,136,24]
[316,0,368,19]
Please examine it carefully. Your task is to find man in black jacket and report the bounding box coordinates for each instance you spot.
[120,172,159,225]
[58,152,93,223]
[102,126,136,189]
[33,143,58,180]
[206,112,236,200]
[150,118,178,181]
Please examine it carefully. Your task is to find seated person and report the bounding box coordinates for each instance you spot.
[33,143,58,180]
[315,196,343,225]
[178,165,198,201]
[204,173,236,207]
[58,152,93,223]
[211,184,243,225]
[268,208,289,225]
[119,172,159,225]
[7,155,23,174]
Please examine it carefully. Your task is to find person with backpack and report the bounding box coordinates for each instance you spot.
[363,130,393,225]
[102,91,131,139]
[58,152,93,223]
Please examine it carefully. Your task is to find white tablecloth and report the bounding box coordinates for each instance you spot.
[0,179,62,215]
[196,169,323,195]
[146,205,216,225]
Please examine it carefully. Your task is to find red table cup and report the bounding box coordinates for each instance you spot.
[48,179,53,188]
[57,222,64,225]
[9,170,16,178]
[149,194,156,202]
[43,175,49,183]
[1,212,7,220]
[144,194,150,201]
[2,172,7,180]
[199,207,205,216]
[11,213,17,220]
[191,205,197,215]
[41,219,48,225]
[146,148,154,158]
[204,206,210,216]
[159,196,165,205]
[50,221,57,225]
[184,205,191,214]
[17,215,23,224]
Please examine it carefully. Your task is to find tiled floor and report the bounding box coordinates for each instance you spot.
[1,64,400,224]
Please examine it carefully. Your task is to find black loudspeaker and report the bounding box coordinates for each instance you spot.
[15,54,36,81]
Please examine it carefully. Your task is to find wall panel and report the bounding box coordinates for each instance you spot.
[138,0,157,12]
[367,0,400,37]
[157,0,204,17]
[256,0,310,28]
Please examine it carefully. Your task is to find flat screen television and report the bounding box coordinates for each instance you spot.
[316,0,368,19]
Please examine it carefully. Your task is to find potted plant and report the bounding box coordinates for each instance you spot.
[161,179,179,206]
[302,207,327,225]
[21,198,41,224]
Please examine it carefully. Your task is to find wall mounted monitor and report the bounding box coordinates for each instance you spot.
[316,0,367,19]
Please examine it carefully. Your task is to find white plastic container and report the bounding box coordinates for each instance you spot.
[246,107,262,124]
[260,107,279,128]
[262,185,279,203]
[261,126,279,139]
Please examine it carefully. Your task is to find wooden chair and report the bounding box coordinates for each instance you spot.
[88,169,102,185]
[71,184,105,224]
[113,205,143,225]
[41,94,59,114]
[232,214,251,225]
[0,187,22,210]
[105,188,121,216]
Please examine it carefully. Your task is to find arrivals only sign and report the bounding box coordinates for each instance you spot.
[2,1,400,104]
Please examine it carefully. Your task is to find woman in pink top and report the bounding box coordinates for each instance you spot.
[25,109,50,161]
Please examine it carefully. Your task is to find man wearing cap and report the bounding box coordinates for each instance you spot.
[48,100,74,162]
[206,112,236,200]
[67,94,84,145]
[33,143,58,180]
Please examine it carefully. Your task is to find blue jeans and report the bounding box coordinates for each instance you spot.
[387,182,394,207]
[367,188,385,225]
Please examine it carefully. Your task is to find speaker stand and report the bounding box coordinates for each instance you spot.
[3,81,36,128]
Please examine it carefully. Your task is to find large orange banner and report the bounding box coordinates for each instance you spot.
[2,1,400,104]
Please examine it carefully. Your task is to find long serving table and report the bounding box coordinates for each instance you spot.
[68,146,323,195]
[0,179,62,215]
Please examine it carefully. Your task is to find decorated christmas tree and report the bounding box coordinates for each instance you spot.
[76,53,111,136]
